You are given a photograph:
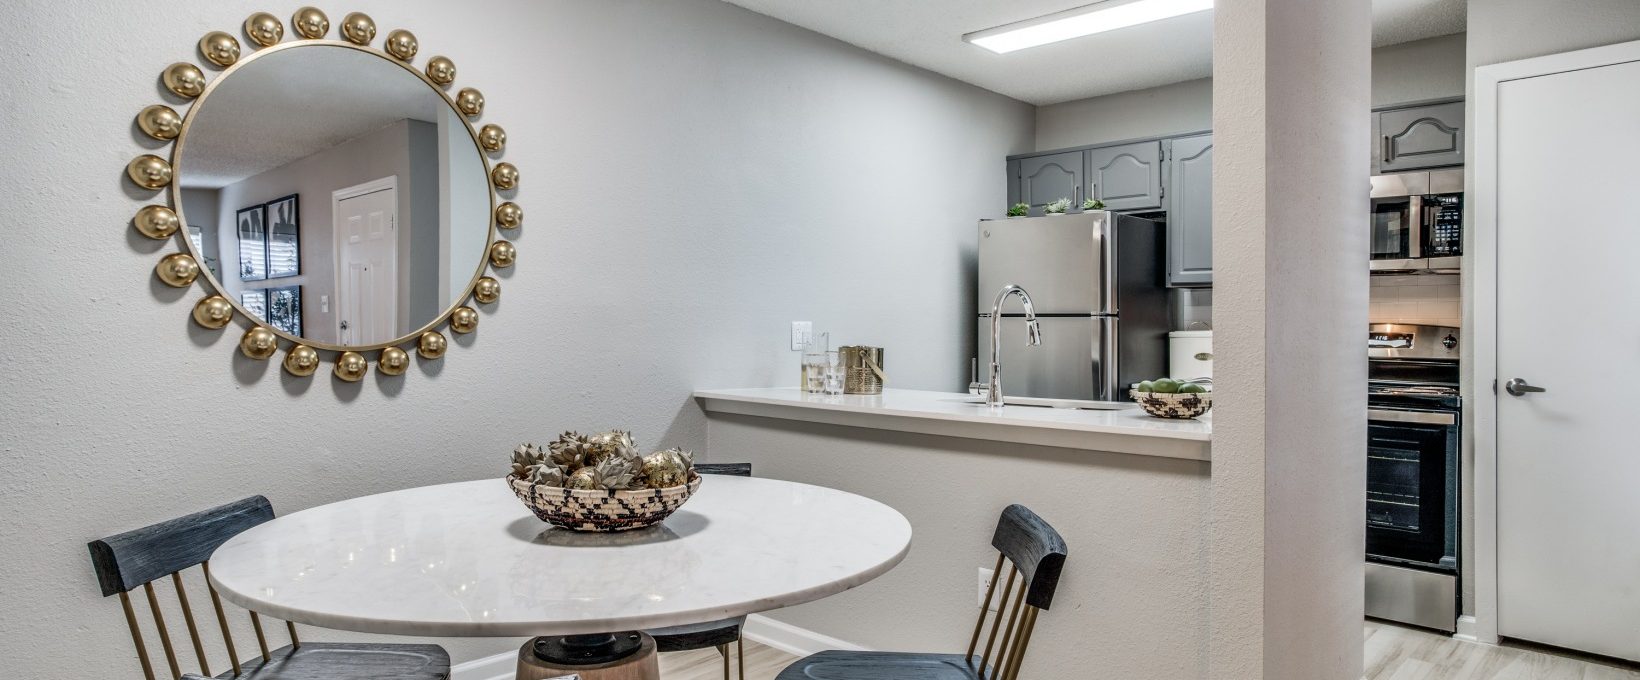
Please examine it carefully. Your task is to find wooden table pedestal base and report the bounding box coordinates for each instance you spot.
[516,632,659,680]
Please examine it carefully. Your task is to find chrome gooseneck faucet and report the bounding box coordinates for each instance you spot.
[987,284,1041,408]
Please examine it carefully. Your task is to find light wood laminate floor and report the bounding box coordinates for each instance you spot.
[657,624,1639,680]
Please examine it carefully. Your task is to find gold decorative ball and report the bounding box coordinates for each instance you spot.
[378,347,410,376]
[478,124,506,152]
[495,202,523,229]
[417,331,448,359]
[425,55,456,86]
[333,351,369,382]
[489,240,516,268]
[239,327,279,360]
[199,31,241,67]
[473,277,501,304]
[133,205,181,239]
[490,162,518,190]
[282,345,320,377]
[162,62,207,98]
[450,306,479,334]
[243,12,284,47]
[191,295,234,329]
[384,29,418,61]
[340,12,376,45]
[291,7,329,39]
[455,87,484,117]
[127,155,173,189]
[155,253,200,287]
[137,105,182,141]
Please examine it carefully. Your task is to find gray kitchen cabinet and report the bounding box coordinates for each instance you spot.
[1086,141,1163,211]
[1017,151,1083,215]
[1376,100,1464,172]
[1165,134,1213,287]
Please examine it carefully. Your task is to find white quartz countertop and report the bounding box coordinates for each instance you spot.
[694,388,1211,461]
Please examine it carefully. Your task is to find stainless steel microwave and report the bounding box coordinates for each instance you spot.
[1370,168,1463,274]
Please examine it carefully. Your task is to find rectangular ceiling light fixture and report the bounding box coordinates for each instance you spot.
[964,0,1214,54]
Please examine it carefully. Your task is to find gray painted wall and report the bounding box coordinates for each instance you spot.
[0,0,1033,676]
[706,416,1212,679]
[1035,33,1467,152]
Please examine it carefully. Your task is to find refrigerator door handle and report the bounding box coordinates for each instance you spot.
[1098,316,1119,400]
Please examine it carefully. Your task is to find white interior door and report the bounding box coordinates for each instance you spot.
[336,186,398,345]
[1495,57,1640,662]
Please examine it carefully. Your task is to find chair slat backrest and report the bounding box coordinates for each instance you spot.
[88,496,273,596]
[88,496,286,680]
[694,462,752,477]
[965,504,1068,680]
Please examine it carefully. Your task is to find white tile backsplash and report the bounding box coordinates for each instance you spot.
[1369,274,1461,327]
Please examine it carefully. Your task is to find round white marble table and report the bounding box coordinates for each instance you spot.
[207,475,912,639]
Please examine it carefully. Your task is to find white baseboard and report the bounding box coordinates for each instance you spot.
[743,614,869,657]
[448,616,865,680]
[1453,615,1481,643]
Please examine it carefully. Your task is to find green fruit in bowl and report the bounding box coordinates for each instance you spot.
[1179,383,1207,394]
[1135,380,1156,392]
[1151,378,1180,394]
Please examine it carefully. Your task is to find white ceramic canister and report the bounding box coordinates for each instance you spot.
[1168,330,1212,381]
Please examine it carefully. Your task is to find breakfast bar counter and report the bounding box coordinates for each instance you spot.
[693,387,1211,460]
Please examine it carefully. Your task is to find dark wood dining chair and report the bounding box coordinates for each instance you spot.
[644,462,753,680]
[774,504,1067,680]
[88,495,451,680]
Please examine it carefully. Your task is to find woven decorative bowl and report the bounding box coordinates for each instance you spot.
[507,471,702,532]
[1129,390,1213,419]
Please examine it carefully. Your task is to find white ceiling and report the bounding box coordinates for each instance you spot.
[181,46,447,189]
[724,0,1467,105]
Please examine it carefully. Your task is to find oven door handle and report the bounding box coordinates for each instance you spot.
[1368,408,1456,425]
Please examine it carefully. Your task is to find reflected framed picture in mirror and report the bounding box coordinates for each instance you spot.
[240,289,267,319]
[266,285,303,337]
[265,194,300,279]
[236,205,267,281]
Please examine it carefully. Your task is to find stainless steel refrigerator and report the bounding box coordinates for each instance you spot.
[977,212,1169,401]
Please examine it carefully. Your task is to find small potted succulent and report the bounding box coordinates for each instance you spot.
[1044,198,1072,215]
[1081,197,1106,211]
[1007,202,1029,218]
[507,430,701,532]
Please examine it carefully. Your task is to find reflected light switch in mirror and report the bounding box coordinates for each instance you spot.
[321,295,329,313]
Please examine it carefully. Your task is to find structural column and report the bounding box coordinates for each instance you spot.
[1208,0,1371,678]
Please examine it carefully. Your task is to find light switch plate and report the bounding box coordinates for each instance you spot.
[790,321,812,351]
[978,567,1000,611]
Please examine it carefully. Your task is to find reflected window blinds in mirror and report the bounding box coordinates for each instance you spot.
[127,9,520,384]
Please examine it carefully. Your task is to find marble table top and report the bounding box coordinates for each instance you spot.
[207,476,912,637]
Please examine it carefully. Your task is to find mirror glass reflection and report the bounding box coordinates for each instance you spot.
[179,45,491,346]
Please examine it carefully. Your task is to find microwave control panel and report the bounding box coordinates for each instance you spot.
[1425,193,1463,257]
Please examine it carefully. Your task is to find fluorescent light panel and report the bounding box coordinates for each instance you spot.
[964,0,1214,54]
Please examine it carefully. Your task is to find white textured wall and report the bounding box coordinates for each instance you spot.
[0,0,1033,676]
[705,415,1212,679]
[1034,33,1465,152]
[1210,0,1369,677]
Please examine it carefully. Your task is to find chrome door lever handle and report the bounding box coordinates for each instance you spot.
[1504,378,1546,396]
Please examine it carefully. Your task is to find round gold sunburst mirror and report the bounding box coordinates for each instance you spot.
[127,8,521,381]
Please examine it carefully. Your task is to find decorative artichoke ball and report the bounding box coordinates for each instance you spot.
[510,430,695,491]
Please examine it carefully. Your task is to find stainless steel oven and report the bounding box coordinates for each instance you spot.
[1370,169,1463,274]
[1365,323,1461,632]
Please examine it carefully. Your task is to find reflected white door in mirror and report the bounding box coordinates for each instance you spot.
[126,8,523,384]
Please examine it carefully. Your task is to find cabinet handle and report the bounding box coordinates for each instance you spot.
[1381,136,1392,164]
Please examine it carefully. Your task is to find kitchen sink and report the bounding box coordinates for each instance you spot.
[958,395,1135,411]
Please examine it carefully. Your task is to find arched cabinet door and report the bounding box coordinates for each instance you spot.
[1377,100,1463,172]
[1166,134,1214,287]
[1018,151,1083,215]
[1087,141,1163,211]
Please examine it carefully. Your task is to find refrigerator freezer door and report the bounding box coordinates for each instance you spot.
[977,316,1108,401]
[978,214,1108,315]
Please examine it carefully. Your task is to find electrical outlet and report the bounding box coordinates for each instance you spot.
[790,321,812,351]
[978,567,1000,611]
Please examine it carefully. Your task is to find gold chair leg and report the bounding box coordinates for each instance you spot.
[737,636,744,680]
[719,643,730,680]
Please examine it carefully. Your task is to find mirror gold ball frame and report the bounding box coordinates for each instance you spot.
[126,8,521,381]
